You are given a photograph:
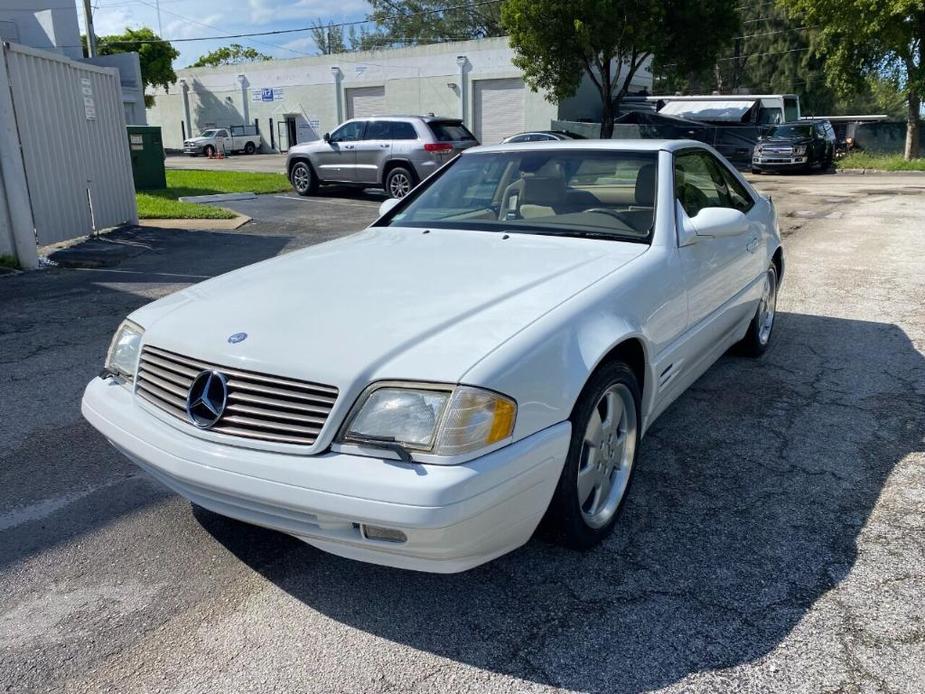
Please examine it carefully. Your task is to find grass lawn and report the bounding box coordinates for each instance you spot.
[838,153,925,171]
[137,169,291,219]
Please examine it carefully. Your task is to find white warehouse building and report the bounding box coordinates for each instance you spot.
[147,37,653,151]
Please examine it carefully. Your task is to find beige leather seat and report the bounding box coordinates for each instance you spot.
[500,162,567,220]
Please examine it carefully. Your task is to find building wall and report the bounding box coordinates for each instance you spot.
[0,0,82,60]
[148,37,653,151]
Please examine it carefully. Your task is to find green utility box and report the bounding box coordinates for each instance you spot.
[127,125,167,190]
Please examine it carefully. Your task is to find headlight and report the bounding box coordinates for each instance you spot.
[105,320,144,381]
[793,145,807,155]
[341,383,516,458]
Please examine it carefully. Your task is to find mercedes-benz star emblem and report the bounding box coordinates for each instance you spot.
[186,370,228,429]
[228,332,247,344]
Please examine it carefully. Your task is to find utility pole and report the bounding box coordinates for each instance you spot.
[82,0,96,57]
[155,0,163,35]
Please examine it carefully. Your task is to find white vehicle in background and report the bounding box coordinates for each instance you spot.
[82,140,783,574]
[183,125,260,157]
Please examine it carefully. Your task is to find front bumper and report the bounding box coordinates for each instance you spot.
[81,377,570,573]
[183,145,204,155]
[752,155,808,169]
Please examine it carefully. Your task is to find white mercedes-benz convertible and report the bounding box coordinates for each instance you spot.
[82,140,782,573]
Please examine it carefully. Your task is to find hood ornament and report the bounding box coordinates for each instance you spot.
[228,332,247,344]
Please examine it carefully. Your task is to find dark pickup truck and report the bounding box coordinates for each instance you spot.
[752,120,836,173]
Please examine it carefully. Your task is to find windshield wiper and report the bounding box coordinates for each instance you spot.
[346,434,414,462]
[505,228,645,243]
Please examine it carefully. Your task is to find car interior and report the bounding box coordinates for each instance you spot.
[389,152,658,238]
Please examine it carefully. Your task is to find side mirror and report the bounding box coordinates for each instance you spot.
[378,197,401,217]
[323,132,331,143]
[688,207,748,238]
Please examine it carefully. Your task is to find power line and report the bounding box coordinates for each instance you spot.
[96,0,503,45]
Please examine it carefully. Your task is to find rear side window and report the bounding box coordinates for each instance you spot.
[365,121,391,140]
[428,121,477,142]
[389,122,418,140]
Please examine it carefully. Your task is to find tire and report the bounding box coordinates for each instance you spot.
[738,263,779,357]
[385,166,415,198]
[751,168,762,175]
[203,145,215,158]
[244,141,256,155]
[544,361,641,549]
[290,160,317,196]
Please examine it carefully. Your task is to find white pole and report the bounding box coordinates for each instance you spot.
[0,48,39,269]
[82,0,97,57]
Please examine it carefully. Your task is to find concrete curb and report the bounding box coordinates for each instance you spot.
[178,192,258,203]
[836,168,925,176]
[136,215,251,230]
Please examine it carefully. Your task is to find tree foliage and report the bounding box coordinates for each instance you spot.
[86,27,179,107]
[778,0,925,159]
[190,43,272,68]
[310,21,348,55]
[501,0,739,137]
[362,0,503,48]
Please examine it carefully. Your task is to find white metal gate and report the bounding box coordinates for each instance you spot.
[346,86,385,119]
[474,78,526,145]
[3,43,137,245]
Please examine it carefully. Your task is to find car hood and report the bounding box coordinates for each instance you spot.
[134,227,646,393]
[186,136,211,144]
[760,137,812,145]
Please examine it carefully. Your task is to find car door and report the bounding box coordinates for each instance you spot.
[314,121,365,182]
[675,149,756,343]
[353,120,391,185]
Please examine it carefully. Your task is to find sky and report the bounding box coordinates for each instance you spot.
[77,0,373,67]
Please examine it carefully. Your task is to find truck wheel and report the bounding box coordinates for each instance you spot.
[203,145,215,158]
[244,142,256,155]
[290,161,317,196]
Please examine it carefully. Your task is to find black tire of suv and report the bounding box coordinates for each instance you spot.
[290,161,317,196]
[244,142,256,155]
[385,166,416,198]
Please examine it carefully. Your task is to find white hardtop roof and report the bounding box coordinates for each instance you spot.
[469,139,704,154]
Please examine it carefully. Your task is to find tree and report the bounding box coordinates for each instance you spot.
[778,0,924,160]
[364,0,503,47]
[85,28,178,107]
[310,21,348,55]
[501,0,739,137]
[190,43,272,67]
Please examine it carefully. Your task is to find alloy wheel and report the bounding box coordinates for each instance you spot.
[577,383,638,529]
[757,267,778,345]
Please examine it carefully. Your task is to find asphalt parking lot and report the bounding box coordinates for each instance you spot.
[1,173,923,693]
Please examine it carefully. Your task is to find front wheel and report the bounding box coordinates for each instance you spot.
[203,145,215,158]
[738,263,779,357]
[290,161,316,196]
[385,166,415,198]
[545,361,641,549]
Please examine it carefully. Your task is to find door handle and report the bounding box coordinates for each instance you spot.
[746,236,759,253]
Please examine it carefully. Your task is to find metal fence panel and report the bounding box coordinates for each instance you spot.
[3,43,137,245]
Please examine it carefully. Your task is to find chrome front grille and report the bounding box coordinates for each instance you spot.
[135,345,338,446]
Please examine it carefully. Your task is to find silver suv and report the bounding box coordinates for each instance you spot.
[286,116,478,198]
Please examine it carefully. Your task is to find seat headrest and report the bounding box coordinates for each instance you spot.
[521,174,566,205]
[635,163,656,206]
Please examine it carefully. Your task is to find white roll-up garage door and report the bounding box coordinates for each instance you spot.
[346,86,385,119]
[473,78,526,144]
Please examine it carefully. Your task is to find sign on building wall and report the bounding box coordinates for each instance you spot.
[80,77,96,120]
[252,88,284,102]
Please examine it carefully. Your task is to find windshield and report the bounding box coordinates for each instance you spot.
[199,130,219,137]
[767,124,812,138]
[380,150,657,243]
